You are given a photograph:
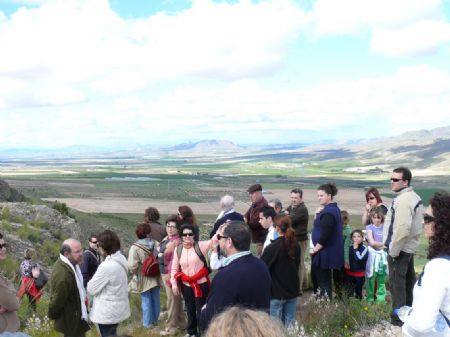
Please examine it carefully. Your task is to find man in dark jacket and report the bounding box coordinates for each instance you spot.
[209,195,244,238]
[200,221,271,332]
[244,184,269,257]
[48,239,90,337]
[285,188,309,295]
[80,234,100,288]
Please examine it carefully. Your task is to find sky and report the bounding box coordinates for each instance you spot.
[1,0,450,148]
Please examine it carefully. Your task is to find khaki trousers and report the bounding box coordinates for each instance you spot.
[299,239,309,294]
[255,242,264,257]
[162,275,186,329]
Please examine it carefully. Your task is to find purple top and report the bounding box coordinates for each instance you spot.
[366,224,384,245]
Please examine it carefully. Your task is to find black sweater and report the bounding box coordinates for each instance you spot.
[261,237,301,299]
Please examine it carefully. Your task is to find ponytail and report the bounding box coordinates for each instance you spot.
[274,215,297,259]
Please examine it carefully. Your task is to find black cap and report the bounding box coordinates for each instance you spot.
[247,184,262,193]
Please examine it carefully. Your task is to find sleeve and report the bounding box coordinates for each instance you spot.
[344,228,352,264]
[0,282,20,311]
[87,263,109,296]
[389,198,413,257]
[199,240,213,256]
[48,271,68,319]
[403,260,448,336]
[170,248,180,288]
[127,246,140,275]
[291,206,309,229]
[318,213,335,246]
[260,244,277,272]
[80,251,90,288]
[200,271,235,331]
[210,251,223,270]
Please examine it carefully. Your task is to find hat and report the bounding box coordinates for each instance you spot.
[247,184,262,194]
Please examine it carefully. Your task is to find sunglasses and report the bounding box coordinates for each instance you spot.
[181,232,194,237]
[0,243,7,249]
[90,241,98,244]
[390,178,402,182]
[423,214,435,224]
[217,234,229,240]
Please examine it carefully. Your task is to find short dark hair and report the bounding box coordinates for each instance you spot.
[341,210,350,225]
[318,183,338,197]
[98,230,121,255]
[145,207,160,222]
[166,214,181,230]
[223,221,250,252]
[89,234,98,242]
[291,188,303,197]
[136,223,151,239]
[60,243,71,255]
[351,229,364,238]
[393,167,412,185]
[260,206,277,219]
[180,223,195,234]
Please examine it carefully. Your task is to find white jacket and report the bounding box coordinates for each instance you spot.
[403,257,450,337]
[87,251,130,324]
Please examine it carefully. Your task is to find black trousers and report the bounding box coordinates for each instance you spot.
[388,252,416,310]
[344,274,365,299]
[311,264,332,299]
[181,282,209,336]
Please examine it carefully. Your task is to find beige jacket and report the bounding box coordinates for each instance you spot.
[383,187,423,258]
[128,240,162,293]
[0,274,20,333]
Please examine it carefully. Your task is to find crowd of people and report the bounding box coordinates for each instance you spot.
[1,166,449,337]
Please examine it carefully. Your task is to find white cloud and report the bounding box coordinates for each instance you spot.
[310,0,450,56]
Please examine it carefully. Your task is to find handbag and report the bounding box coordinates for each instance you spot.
[34,268,48,289]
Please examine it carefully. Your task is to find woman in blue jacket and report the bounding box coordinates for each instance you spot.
[310,183,344,299]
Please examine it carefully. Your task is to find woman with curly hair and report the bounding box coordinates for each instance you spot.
[261,214,300,327]
[403,191,450,337]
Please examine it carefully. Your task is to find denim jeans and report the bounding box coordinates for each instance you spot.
[270,297,298,327]
[141,286,161,327]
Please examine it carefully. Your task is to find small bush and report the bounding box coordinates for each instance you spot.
[11,214,28,225]
[37,240,60,266]
[18,224,42,242]
[1,219,13,232]
[2,206,11,221]
[52,201,69,216]
[31,220,51,230]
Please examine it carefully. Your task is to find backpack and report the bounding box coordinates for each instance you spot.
[134,243,160,277]
[177,242,211,274]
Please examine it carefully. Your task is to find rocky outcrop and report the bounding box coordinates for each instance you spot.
[0,202,82,270]
[0,180,25,202]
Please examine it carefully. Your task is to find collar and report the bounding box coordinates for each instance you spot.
[223,208,236,216]
[394,186,412,195]
[223,251,252,267]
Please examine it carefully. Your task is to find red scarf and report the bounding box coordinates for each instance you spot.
[18,277,43,301]
[174,267,210,298]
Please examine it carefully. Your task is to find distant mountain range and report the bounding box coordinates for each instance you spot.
[1,126,449,175]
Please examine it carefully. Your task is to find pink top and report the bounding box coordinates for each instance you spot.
[171,240,212,288]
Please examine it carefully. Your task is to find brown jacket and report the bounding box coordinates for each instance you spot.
[244,197,269,243]
[0,274,20,333]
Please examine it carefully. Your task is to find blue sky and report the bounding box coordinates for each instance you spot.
[1,0,450,148]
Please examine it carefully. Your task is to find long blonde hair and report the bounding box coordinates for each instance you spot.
[205,307,284,337]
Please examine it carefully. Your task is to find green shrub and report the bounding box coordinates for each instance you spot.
[31,220,51,230]
[0,256,20,281]
[2,206,11,221]
[52,201,69,216]
[11,214,28,224]
[17,224,42,242]
[1,219,13,232]
[49,227,63,240]
[37,240,60,266]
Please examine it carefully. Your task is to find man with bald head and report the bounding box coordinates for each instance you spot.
[48,239,90,337]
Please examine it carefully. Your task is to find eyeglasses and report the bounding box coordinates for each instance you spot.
[166,224,177,228]
[390,178,402,182]
[217,234,229,240]
[181,232,194,237]
[423,214,435,224]
[0,243,7,249]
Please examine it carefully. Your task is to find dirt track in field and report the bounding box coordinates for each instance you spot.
[44,188,392,216]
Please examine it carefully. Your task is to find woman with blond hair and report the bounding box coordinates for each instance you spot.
[205,306,283,337]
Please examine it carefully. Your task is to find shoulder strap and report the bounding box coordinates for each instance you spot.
[194,242,209,269]
[177,244,183,259]
[134,243,153,255]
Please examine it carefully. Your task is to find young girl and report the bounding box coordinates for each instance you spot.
[365,207,388,303]
[345,229,368,299]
